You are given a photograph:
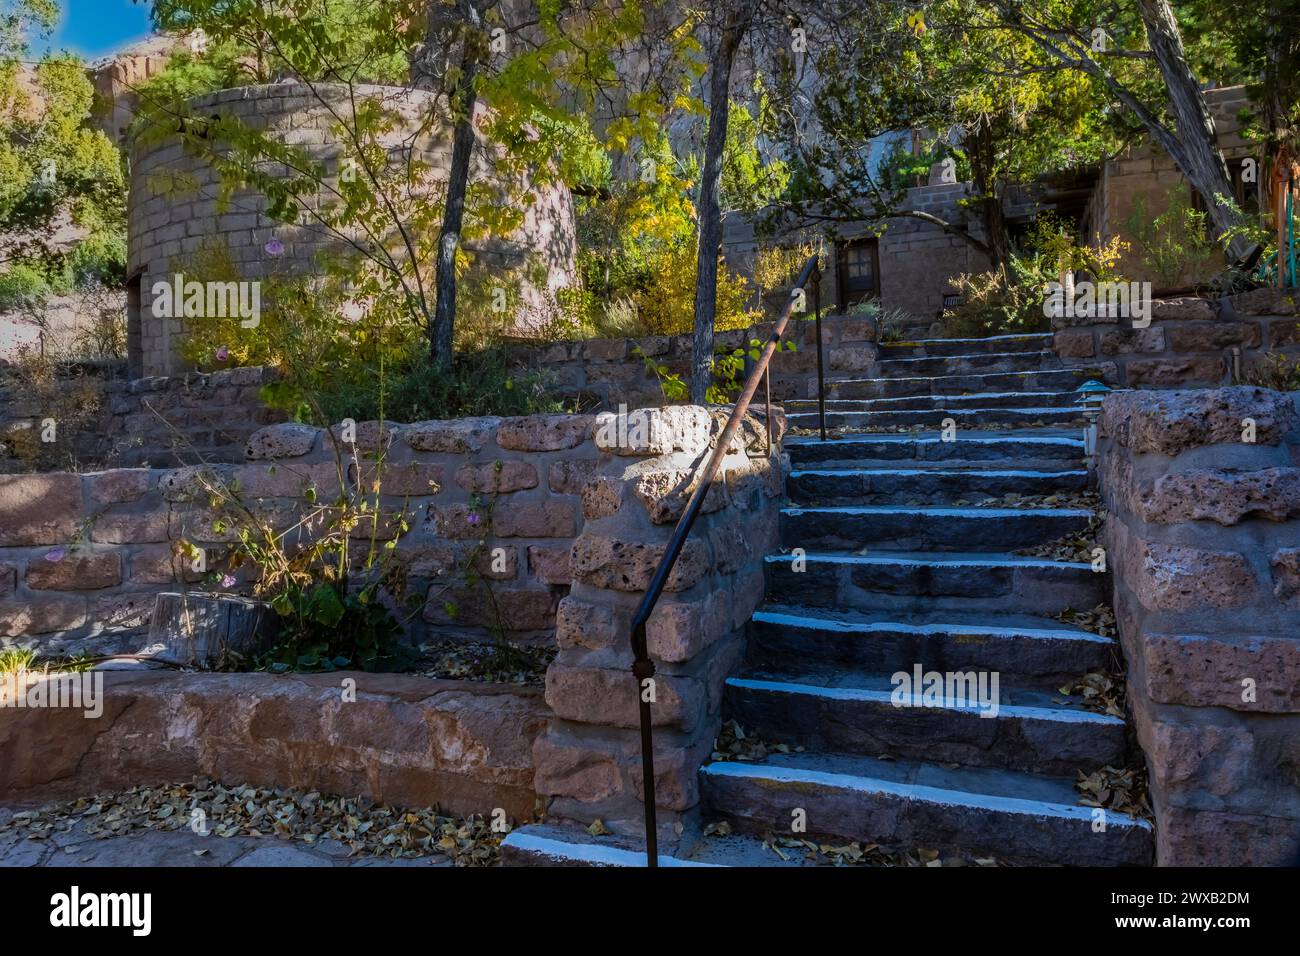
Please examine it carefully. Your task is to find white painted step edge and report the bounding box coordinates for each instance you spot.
[780,505,1094,517]
[764,553,1093,570]
[701,763,1152,831]
[750,608,1113,645]
[787,468,1088,479]
[725,677,1124,725]
[500,831,721,867]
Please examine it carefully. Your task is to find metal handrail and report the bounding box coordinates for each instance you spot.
[627,252,822,866]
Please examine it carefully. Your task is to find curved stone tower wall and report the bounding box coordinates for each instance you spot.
[127,82,576,377]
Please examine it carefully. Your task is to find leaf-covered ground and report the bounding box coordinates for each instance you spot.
[0,779,506,866]
[415,639,554,685]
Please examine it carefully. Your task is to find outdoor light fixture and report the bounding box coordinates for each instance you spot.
[1075,379,1111,466]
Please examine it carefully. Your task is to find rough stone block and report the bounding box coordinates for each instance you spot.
[646,591,730,663]
[404,417,500,454]
[454,461,537,494]
[90,510,170,545]
[544,663,703,732]
[1271,549,1300,606]
[1125,356,1225,387]
[1151,297,1216,320]
[244,423,320,460]
[89,469,153,505]
[1167,322,1262,352]
[491,502,577,538]
[1138,468,1300,525]
[0,597,88,636]
[1229,288,1297,316]
[1054,329,1095,358]
[495,415,593,452]
[570,534,710,593]
[1130,540,1256,611]
[26,552,122,591]
[593,406,713,457]
[1141,633,1300,712]
[1101,386,1299,454]
[581,476,623,520]
[555,595,618,650]
[0,474,82,546]
[527,545,571,586]
[633,469,727,525]
[547,459,599,495]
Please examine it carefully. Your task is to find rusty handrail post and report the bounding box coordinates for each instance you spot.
[764,365,773,457]
[627,253,819,867]
[813,267,826,441]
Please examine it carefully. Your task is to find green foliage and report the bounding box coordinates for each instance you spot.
[944,254,1056,338]
[261,580,411,672]
[1245,352,1300,392]
[720,98,790,213]
[0,12,126,296]
[1123,185,1215,288]
[308,349,564,425]
[635,336,796,405]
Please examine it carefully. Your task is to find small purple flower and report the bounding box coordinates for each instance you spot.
[264,236,285,257]
[44,547,66,563]
[220,574,237,589]
[215,345,230,363]
[466,512,481,526]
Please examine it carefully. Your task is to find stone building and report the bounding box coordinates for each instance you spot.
[722,86,1259,326]
[126,82,577,378]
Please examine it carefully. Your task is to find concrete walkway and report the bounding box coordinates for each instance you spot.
[0,808,455,867]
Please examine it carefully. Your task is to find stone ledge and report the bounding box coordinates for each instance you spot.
[0,670,548,820]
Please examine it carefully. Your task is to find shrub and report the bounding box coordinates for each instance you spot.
[633,239,760,336]
[1124,185,1215,289]
[1245,352,1300,392]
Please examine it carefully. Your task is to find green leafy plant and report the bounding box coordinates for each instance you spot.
[1124,185,1215,289]
[1245,352,1300,392]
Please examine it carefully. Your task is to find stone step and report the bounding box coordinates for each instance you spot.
[784,390,1080,412]
[780,505,1094,552]
[699,752,1153,866]
[499,822,813,867]
[500,824,719,867]
[874,350,1059,379]
[747,605,1116,684]
[785,431,1085,470]
[765,551,1109,615]
[829,368,1094,400]
[723,671,1127,777]
[785,405,1086,431]
[878,333,1054,359]
[787,466,1089,505]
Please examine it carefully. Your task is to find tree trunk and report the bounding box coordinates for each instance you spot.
[1136,0,1250,259]
[430,47,479,370]
[690,8,748,405]
[965,117,1011,269]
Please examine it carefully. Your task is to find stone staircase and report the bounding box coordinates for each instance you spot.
[504,332,1154,866]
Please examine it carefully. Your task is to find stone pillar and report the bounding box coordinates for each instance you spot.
[1098,386,1300,864]
[533,405,785,844]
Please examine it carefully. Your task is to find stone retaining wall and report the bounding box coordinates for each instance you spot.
[508,313,876,410]
[1097,385,1300,864]
[0,670,547,820]
[0,364,287,474]
[533,405,786,841]
[1054,289,1300,388]
[0,406,784,667]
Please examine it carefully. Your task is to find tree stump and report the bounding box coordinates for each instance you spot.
[144,592,280,668]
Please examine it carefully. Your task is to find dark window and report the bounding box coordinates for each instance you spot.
[837,239,879,307]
